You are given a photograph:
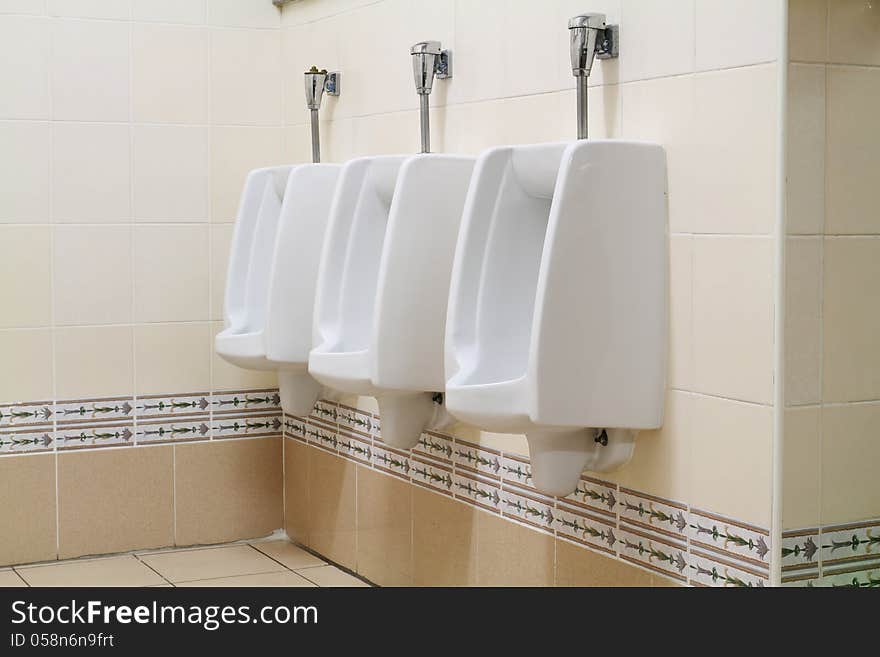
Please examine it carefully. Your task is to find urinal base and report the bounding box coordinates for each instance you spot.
[525,428,636,497]
[376,393,436,450]
[277,370,323,417]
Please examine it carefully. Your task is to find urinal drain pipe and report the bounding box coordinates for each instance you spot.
[309,108,321,163]
[303,66,340,163]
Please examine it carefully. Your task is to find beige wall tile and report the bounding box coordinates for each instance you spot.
[0,16,49,119]
[785,237,822,405]
[207,0,280,28]
[610,391,692,504]
[211,321,278,390]
[787,64,825,235]
[695,0,779,71]
[0,226,51,328]
[350,110,420,157]
[826,66,880,235]
[412,486,477,586]
[141,544,282,582]
[19,555,165,587]
[52,123,130,222]
[132,24,209,124]
[0,121,49,223]
[828,0,880,66]
[556,538,653,586]
[476,511,555,587]
[357,466,412,586]
[210,126,282,221]
[620,0,694,82]
[51,19,129,122]
[790,0,828,63]
[783,406,821,530]
[0,1,47,15]
[134,322,211,395]
[438,99,509,157]
[49,0,130,20]
[668,235,694,389]
[210,28,281,126]
[284,438,310,545]
[0,454,56,566]
[132,0,205,24]
[175,437,283,546]
[691,64,777,235]
[822,403,880,524]
[133,126,209,221]
[621,74,698,234]
[55,325,133,399]
[282,124,313,164]
[53,225,133,326]
[692,236,774,404]
[307,449,357,570]
[133,224,209,322]
[690,395,772,527]
[210,223,233,321]
[58,446,174,559]
[823,238,880,402]
[0,329,53,402]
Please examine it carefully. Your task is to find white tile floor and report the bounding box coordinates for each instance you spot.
[1,540,371,588]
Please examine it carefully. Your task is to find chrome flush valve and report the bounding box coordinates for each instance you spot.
[410,41,452,154]
[568,13,619,140]
[303,66,340,163]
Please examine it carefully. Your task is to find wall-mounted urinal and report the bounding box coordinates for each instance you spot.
[216,165,292,372]
[310,41,476,449]
[444,140,668,497]
[444,15,667,498]
[216,66,341,415]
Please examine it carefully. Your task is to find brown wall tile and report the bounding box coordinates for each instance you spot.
[284,438,309,545]
[476,511,555,586]
[412,486,477,586]
[307,449,357,570]
[175,437,282,546]
[58,446,173,559]
[0,454,57,566]
[555,538,653,587]
[357,466,412,586]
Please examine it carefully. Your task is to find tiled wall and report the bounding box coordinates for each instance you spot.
[0,1,284,566]
[278,0,782,550]
[782,0,880,587]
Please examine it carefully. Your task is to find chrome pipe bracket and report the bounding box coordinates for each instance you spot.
[324,71,341,96]
[595,24,619,60]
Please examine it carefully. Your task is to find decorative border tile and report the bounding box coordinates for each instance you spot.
[454,470,502,514]
[688,548,767,587]
[499,485,555,532]
[283,414,308,443]
[212,389,281,416]
[686,508,770,569]
[0,401,54,428]
[413,431,454,464]
[781,528,820,572]
[370,443,411,480]
[55,397,134,424]
[305,418,338,453]
[617,526,689,582]
[57,420,133,450]
[336,428,372,466]
[212,411,282,440]
[619,488,688,543]
[0,425,55,454]
[819,520,880,568]
[563,475,618,519]
[410,454,454,496]
[135,416,211,445]
[135,393,210,419]
[555,502,617,554]
[310,400,339,425]
[453,439,502,480]
[336,402,376,435]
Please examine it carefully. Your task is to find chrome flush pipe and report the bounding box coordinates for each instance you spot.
[303,66,340,163]
[568,14,619,140]
[411,41,452,153]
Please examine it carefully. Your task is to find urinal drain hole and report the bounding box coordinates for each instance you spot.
[594,428,608,446]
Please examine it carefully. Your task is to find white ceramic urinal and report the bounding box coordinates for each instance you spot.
[264,164,341,415]
[309,154,475,448]
[216,166,292,371]
[216,163,341,415]
[445,140,668,497]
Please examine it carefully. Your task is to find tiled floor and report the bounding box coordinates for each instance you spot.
[1,540,371,588]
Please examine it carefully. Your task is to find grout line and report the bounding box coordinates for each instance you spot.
[132,552,175,586]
